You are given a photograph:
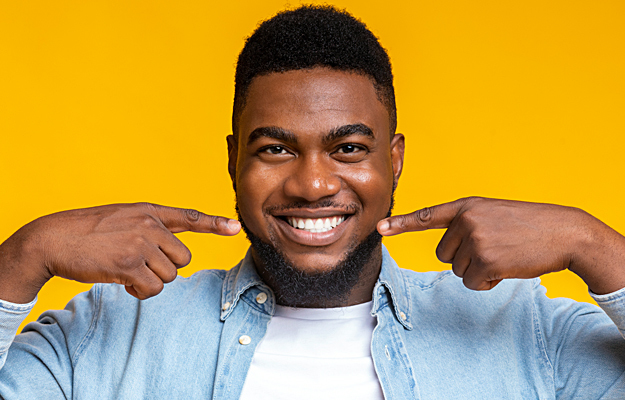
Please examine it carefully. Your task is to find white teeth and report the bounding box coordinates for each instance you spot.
[286,216,347,233]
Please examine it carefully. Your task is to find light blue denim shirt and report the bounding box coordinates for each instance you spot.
[1,246,624,399]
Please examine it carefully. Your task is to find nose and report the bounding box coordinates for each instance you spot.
[283,154,341,202]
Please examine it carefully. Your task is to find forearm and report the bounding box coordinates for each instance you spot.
[569,210,625,295]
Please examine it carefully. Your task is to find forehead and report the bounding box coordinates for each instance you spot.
[238,68,390,140]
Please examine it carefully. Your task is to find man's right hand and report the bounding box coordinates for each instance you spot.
[0,203,241,304]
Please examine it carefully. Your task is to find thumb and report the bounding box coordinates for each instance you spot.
[377,199,467,236]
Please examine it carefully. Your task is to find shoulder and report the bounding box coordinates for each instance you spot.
[96,268,228,308]
[398,267,543,312]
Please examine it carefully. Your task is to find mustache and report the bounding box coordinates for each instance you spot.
[263,199,361,215]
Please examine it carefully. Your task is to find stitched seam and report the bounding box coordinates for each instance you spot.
[221,281,259,320]
[406,270,454,290]
[378,280,412,330]
[402,270,413,322]
[387,311,419,399]
[70,284,102,365]
[532,295,554,379]
[0,306,35,314]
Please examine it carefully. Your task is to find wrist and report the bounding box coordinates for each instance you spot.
[568,210,625,295]
[0,221,52,303]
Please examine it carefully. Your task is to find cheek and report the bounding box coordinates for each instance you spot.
[236,163,284,230]
[344,162,394,216]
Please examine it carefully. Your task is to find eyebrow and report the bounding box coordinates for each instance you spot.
[246,123,375,146]
[322,123,374,145]
[247,127,298,146]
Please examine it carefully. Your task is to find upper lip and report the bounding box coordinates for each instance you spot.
[271,208,354,219]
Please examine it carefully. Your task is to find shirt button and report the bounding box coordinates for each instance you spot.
[222,302,231,311]
[399,311,407,321]
[239,335,252,345]
[256,292,268,304]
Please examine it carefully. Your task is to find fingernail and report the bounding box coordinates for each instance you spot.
[379,220,390,232]
[228,220,241,231]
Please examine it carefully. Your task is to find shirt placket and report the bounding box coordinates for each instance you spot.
[371,288,421,400]
[212,288,272,400]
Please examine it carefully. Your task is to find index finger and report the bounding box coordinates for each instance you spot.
[377,198,468,236]
[145,204,241,235]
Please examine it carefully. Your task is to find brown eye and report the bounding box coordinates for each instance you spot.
[265,146,287,155]
[333,144,367,162]
[336,144,365,155]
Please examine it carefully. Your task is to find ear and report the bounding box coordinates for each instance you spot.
[390,133,405,186]
[227,135,238,190]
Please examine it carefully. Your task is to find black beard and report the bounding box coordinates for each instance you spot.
[235,195,393,308]
[240,218,382,308]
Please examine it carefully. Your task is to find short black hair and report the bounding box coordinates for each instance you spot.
[232,5,397,138]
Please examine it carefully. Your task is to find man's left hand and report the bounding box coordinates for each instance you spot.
[377,197,625,294]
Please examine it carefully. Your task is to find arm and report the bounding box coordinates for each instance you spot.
[0,203,240,372]
[377,197,625,326]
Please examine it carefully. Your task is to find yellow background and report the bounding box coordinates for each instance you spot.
[1,1,623,332]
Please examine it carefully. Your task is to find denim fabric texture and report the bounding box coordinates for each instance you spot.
[0,245,624,399]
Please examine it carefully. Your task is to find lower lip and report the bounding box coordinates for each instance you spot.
[274,216,351,247]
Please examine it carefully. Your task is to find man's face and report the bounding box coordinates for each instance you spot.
[229,67,404,277]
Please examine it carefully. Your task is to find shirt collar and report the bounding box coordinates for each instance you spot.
[372,244,413,330]
[221,244,413,330]
[220,247,270,321]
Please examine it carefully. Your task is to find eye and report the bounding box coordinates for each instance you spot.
[263,145,288,155]
[337,144,359,154]
[333,143,368,162]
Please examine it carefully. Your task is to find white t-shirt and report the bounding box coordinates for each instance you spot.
[239,301,384,400]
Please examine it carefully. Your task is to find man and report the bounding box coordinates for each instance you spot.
[0,5,624,399]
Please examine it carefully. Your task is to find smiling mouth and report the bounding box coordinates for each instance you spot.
[283,216,347,233]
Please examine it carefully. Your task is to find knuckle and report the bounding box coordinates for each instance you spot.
[139,215,160,229]
[162,268,178,284]
[457,210,475,225]
[149,280,165,296]
[462,275,482,291]
[474,252,494,268]
[487,269,502,282]
[131,235,149,247]
[414,207,432,226]
[118,253,143,270]
[139,278,164,299]
[467,230,486,246]
[183,208,201,223]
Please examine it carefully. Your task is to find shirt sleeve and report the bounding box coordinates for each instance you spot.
[0,286,100,399]
[533,281,625,399]
[590,286,625,339]
[0,296,37,368]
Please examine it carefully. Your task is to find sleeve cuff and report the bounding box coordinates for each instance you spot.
[0,296,37,353]
[590,286,625,339]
